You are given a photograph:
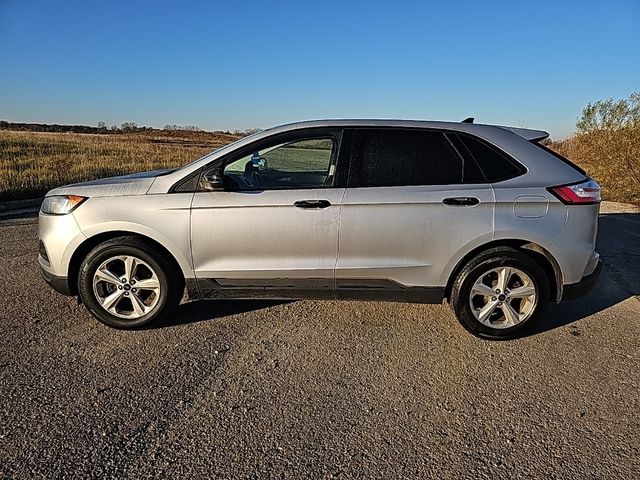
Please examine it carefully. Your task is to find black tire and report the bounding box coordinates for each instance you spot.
[450,247,550,339]
[78,236,183,329]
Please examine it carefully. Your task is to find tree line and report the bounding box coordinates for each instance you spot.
[0,120,259,136]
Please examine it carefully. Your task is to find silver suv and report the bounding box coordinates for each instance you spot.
[38,120,601,339]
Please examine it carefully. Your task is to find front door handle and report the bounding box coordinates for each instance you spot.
[294,199,331,209]
[442,197,480,206]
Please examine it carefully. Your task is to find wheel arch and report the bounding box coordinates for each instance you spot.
[67,230,187,296]
[443,239,563,303]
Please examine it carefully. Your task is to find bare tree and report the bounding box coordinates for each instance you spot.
[515,114,529,128]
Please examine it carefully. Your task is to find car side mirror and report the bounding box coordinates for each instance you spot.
[251,152,267,171]
[200,169,224,191]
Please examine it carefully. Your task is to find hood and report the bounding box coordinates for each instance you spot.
[46,168,176,198]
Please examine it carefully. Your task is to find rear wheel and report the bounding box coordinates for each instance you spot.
[451,247,549,339]
[78,237,183,328]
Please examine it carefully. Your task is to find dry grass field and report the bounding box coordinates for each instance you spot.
[1,118,638,204]
[0,130,240,201]
[552,126,640,205]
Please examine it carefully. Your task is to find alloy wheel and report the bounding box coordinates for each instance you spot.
[92,255,161,319]
[468,266,537,329]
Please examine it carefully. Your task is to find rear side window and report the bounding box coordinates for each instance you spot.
[351,129,463,187]
[456,134,524,182]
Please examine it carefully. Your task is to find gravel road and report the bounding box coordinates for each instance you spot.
[1,203,639,478]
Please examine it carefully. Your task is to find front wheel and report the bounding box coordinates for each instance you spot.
[450,247,550,339]
[78,237,183,328]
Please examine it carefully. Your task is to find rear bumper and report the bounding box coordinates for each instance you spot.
[561,260,602,302]
[41,266,72,296]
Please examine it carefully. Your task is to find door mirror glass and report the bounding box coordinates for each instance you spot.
[251,152,267,171]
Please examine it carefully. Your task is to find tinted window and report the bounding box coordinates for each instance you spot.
[446,133,486,183]
[223,137,337,190]
[457,134,524,182]
[351,129,463,187]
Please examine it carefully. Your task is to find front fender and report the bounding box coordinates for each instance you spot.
[78,221,194,277]
[71,194,195,278]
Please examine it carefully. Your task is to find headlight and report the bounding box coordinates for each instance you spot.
[40,195,87,215]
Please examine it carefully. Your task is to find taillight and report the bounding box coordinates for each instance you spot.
[547,178,601,205]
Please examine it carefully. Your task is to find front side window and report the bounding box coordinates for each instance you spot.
[223,137,337,190]
[351,129,463,187]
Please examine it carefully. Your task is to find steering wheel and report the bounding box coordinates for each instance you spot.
[250,171,265,187]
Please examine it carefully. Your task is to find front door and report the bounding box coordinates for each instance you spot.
[190,130,346,299]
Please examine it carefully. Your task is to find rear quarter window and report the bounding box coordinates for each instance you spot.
[456,134,525,182]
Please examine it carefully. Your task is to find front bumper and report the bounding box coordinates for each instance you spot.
[561,260,602,302]
[38,211,85,277]
[40,266,72,296]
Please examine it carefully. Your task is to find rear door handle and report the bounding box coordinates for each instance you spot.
[294,199,331,209]
[442,197,480,206]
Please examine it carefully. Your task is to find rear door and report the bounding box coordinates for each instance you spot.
[190,129,347,299]
[335,128,494,299]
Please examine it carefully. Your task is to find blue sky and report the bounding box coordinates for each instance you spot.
[1,0,638,138]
